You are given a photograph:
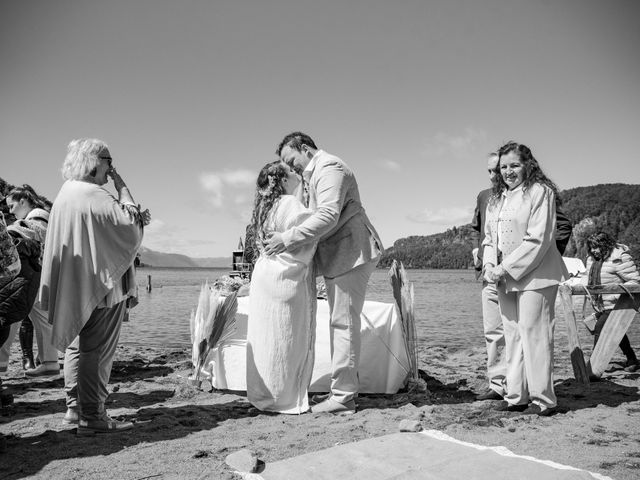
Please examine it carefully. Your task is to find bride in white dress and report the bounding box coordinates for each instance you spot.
[246,160,317,414]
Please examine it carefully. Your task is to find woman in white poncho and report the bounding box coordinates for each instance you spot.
[39,138,149,435]
[246,160,317,414]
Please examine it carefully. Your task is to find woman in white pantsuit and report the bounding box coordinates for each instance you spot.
[483,142,567,416]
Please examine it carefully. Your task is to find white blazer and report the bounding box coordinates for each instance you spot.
[483,183,567,292]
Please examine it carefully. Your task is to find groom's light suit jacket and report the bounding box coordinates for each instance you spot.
[281,150,383,278]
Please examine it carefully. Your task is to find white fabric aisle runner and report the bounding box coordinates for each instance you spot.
[239,430,613,480]
[421,430,613,480]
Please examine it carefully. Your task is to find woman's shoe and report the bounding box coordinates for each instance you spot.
[19,320,35,370]
[22,356,36,371]
[25,363,60,377]
[77,414,134,435]
[62,408,80,425]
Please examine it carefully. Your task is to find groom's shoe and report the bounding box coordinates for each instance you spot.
[496,401,528,413]
[475,389,503,401]
[310,393,331,405]
[311,398,356,415]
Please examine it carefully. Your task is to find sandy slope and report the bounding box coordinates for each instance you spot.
[1,342,639,480]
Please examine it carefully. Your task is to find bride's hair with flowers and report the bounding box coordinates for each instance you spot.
[250,160,289,254]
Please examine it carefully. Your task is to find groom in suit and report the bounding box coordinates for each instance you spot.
[265,132,383,414]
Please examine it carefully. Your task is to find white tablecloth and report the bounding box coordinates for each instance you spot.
[204,297,410,394]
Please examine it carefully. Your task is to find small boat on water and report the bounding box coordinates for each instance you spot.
[230,237,252,279]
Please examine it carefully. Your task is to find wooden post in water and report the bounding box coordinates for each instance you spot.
[146,274,152,292]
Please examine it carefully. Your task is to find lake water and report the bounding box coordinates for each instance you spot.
[122,267,640,354]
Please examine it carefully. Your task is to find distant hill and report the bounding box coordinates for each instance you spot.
[379,183,640,269]
[138,246,230,269]
[378,225,476,270]
[561,184,640,260]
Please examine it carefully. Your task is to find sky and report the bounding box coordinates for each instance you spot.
[1,0,639,258]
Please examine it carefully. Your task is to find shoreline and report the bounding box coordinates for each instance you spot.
[1,342,639,479]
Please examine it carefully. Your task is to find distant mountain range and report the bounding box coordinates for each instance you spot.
[138,246,230,269]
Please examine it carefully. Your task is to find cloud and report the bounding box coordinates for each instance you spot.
[219,170,256,187]
[379,159,401,171]
[199,169,256,208]
[407,206,474,226]
[234,194,251,205]
[143,218,166,234]
[141,218,218,256]
[422,128,488,159]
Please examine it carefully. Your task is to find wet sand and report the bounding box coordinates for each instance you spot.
[1,341,640,479]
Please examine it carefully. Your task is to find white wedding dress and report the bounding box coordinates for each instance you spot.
[246,195,317,414]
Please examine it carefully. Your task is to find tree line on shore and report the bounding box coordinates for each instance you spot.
[378,183,640,269]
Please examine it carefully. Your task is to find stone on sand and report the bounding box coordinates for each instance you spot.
[225,448,260,473]
[399,419,423,432]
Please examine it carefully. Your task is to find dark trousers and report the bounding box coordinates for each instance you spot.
[0,325,11,352]
[594,311,637,362]
[0,325,10,392]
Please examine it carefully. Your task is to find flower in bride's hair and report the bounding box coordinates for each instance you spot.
[258,186,272,197]
[258,174,277,197]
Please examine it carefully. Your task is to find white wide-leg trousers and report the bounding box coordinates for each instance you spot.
[498,285,558,409]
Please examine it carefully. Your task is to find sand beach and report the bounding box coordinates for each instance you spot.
[1,337,640,479]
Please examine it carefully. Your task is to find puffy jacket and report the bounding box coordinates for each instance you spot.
[585,244,640,311]
[0,235,41,327]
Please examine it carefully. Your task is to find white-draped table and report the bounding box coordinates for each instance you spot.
[203,297,410,394]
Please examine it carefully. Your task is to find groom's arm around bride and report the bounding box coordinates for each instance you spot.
[265,131,383,414]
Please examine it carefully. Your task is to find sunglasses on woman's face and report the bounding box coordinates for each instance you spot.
[100,156,113,168]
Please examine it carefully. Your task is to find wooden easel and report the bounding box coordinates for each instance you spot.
[559,283,640,384]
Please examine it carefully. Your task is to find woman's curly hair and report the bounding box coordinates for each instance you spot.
[586,231,617,261]
[250,160,289,255]
[491,142,561,206]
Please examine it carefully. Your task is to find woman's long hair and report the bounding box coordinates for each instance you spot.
[491,142,560,205]
[586,231,617,261]
[250,161,289,254]
[7,184,51,211]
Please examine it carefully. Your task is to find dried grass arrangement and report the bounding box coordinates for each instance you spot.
[189,282,238,382]
[389,260,425,392]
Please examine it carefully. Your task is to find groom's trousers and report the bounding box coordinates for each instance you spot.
[324,259,378,404]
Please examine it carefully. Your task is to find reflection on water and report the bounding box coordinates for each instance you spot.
[121,267,640,355]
